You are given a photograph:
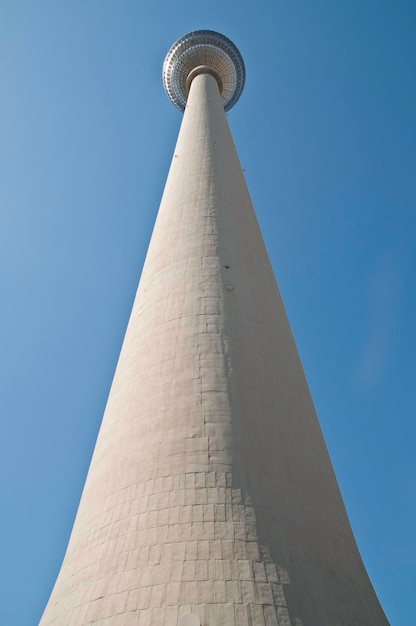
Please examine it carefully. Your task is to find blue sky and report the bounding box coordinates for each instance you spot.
[1,1,415,624]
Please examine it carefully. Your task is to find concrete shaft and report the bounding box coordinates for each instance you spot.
[40,74,388,625]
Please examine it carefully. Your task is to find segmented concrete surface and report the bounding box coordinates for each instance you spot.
[40,74,388,625]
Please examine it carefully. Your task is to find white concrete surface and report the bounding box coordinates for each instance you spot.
[40,73,388,625]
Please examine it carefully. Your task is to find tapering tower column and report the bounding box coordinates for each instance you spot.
[40,31,388,626]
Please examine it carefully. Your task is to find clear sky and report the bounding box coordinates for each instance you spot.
[1,1,415,624]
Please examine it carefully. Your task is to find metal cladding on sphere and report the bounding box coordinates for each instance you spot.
[163,30,245,111]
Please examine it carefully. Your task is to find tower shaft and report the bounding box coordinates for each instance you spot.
[40,71,388,625]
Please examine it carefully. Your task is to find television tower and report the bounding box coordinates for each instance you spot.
[40,30,388,625]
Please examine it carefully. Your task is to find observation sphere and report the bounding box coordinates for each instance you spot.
[163,30,245,112]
